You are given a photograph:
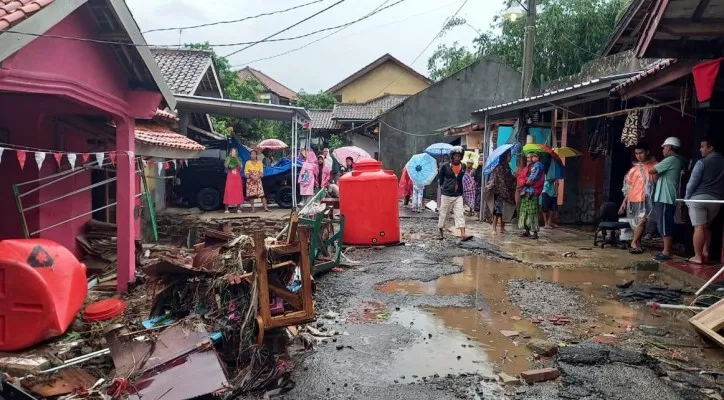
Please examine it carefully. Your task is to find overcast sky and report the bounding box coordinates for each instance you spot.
[128,0,506,93]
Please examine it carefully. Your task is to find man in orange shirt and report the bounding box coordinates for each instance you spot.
[619,143,657,254]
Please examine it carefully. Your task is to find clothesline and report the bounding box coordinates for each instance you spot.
[557,100,681,123]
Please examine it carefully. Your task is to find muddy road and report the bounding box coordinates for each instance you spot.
[275,216,723,400]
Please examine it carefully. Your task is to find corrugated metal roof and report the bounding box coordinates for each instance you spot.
[610,59,676,95]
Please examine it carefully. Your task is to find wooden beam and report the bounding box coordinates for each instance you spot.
[253,231,272,328]
[557,111,568,207]
[298,227,315,317]
[267,282,302,309]
[693,0,711,21]
[636,0,671,58]
[659,21,724,36]
[641,39,720,58]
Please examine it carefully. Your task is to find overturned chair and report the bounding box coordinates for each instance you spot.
[593,202,632,249]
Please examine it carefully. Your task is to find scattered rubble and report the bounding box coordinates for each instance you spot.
[526,339,558,357]
[617,283,688,304]
[520,368,560,383]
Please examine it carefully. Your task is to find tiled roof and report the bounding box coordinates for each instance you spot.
[238,67,298,101]
[610,59,676,95]
[135,122,205,151]
[327,53,433,93]
[331,94,408,121]
[365,94,408,110]
[308,109,341,130]
[154,108,179,122]
[150,48,214,95]
[0,0,54,31]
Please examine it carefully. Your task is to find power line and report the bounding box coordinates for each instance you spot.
[142,0,325,34]
[372,0,470,97]
[222,0,348,58]
[232,0,405,67]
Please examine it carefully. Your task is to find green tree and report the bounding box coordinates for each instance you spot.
[185,42,291,144]
[295,90,336,109]
[427,0,628,85]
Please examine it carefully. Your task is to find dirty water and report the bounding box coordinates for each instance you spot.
[378,256,673,374]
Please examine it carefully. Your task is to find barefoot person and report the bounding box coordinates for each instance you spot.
[517,152,545,239]
[486,149,516,234]
[223,148,244,213]
[244,150,269,213]
[438,146,468,240]
[541,176,559,229]
[685,137,724,264]
[619,143,657,254]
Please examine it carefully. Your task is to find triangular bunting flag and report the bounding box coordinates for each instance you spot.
[35,151,46,169]
[67,153,77,170]
[172,160,177,170]
[163,161,170,170]
[156,161,163,176]
[109,152,117,165]
[53,152,62,167]
[0,147,4,164]
[34,152,46,171]
[95,152,104,167]
[17,150,26,170]
[184,159,189,167]
[81,153,90,164]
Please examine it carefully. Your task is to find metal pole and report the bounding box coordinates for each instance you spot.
[23,176,118,211]
[292,116,298,208]
[521,0,536,97]
[479,112,490,222]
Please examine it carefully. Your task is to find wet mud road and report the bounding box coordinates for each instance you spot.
[275,218,722,400]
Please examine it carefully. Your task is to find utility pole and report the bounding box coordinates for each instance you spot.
[521,0,536,98]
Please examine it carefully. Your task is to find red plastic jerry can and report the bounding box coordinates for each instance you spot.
[0,239,87,351]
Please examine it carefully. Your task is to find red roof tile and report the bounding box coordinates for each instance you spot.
[237,67,298,101]
[0,0,55,31]
[135,122,205,152]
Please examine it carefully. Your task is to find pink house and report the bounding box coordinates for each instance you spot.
[0,0,175,292]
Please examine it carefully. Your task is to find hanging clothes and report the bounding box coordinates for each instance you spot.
[621,110,641,147]
[588,118,611,158]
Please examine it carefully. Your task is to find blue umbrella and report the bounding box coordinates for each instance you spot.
[547,158,566,180]
[425,143,453,157]
[406,153,438,186]
[483,143,515,176]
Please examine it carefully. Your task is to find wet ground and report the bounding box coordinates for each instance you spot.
[275,216,724,400]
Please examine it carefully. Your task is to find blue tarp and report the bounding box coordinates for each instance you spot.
[230,137,301,177]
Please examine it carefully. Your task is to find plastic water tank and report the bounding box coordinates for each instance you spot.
[0,239,87,351]
[339,159,400,245]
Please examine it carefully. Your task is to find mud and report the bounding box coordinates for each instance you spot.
[278,217,723,400]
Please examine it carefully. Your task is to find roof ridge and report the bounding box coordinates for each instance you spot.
[149,47,214,55]
[326,53,432,93]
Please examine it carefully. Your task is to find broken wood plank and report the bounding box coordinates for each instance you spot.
[689,298,724,348]
[268,282,302,309]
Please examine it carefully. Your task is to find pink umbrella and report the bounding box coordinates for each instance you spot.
[257,138,288,150]
[332,146,372,164]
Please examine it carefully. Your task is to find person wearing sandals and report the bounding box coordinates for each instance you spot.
[244,150,270,213]
[517,152,545,239]
[438,147,470,240]
[685,137,724,265]
[619,143,657,254]
[223,148,244,213]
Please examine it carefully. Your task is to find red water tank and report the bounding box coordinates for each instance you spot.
[0,239,87,351]
[339,159,400,245]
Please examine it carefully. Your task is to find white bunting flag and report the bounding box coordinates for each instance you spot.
[141,159,148,167]
[172,160,177,170]
[157,161,163,176]
[0,147,4,164]
[184,159,189,167]
[67,153,77,170]
[95,152,105,167]
[34,152,46,171]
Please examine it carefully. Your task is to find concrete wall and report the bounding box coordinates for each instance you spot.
[351,134,379,160]
[333,60,431,103]
[379,57,521,174]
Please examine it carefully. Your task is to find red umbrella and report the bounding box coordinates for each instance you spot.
[257,138,288,150]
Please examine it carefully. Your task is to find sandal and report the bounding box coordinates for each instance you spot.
[684,258,703,265]
[628,248,644,254]
[519,232,530,238]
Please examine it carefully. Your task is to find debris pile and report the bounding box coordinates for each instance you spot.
[616,283,687,304]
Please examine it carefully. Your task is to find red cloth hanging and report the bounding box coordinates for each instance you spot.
[692,58,724,102]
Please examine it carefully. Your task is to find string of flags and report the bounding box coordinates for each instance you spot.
[0,144,188,175]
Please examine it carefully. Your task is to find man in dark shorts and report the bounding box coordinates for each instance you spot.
[649,137,685,261]
[541,177,558,229]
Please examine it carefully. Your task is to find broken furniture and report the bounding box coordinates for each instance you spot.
[254,228,315,344]
[0,238,87,351]
[689,298,724,348]
[287,204,344,276]
[593,202,631,249]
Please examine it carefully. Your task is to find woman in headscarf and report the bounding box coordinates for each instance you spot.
[462,159,477,213]
[223,147,244,213]
[298,150,317,205]
[398,162,413,207]
[314,154,331,192]
[244,150,269,213]
[485,150,516,234]
[517,152,545,239]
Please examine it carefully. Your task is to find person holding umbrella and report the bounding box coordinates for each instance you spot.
[438,146,469,240]
[406,153,438,213]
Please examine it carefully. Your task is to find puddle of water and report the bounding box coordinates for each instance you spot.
[378,256,674,374]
